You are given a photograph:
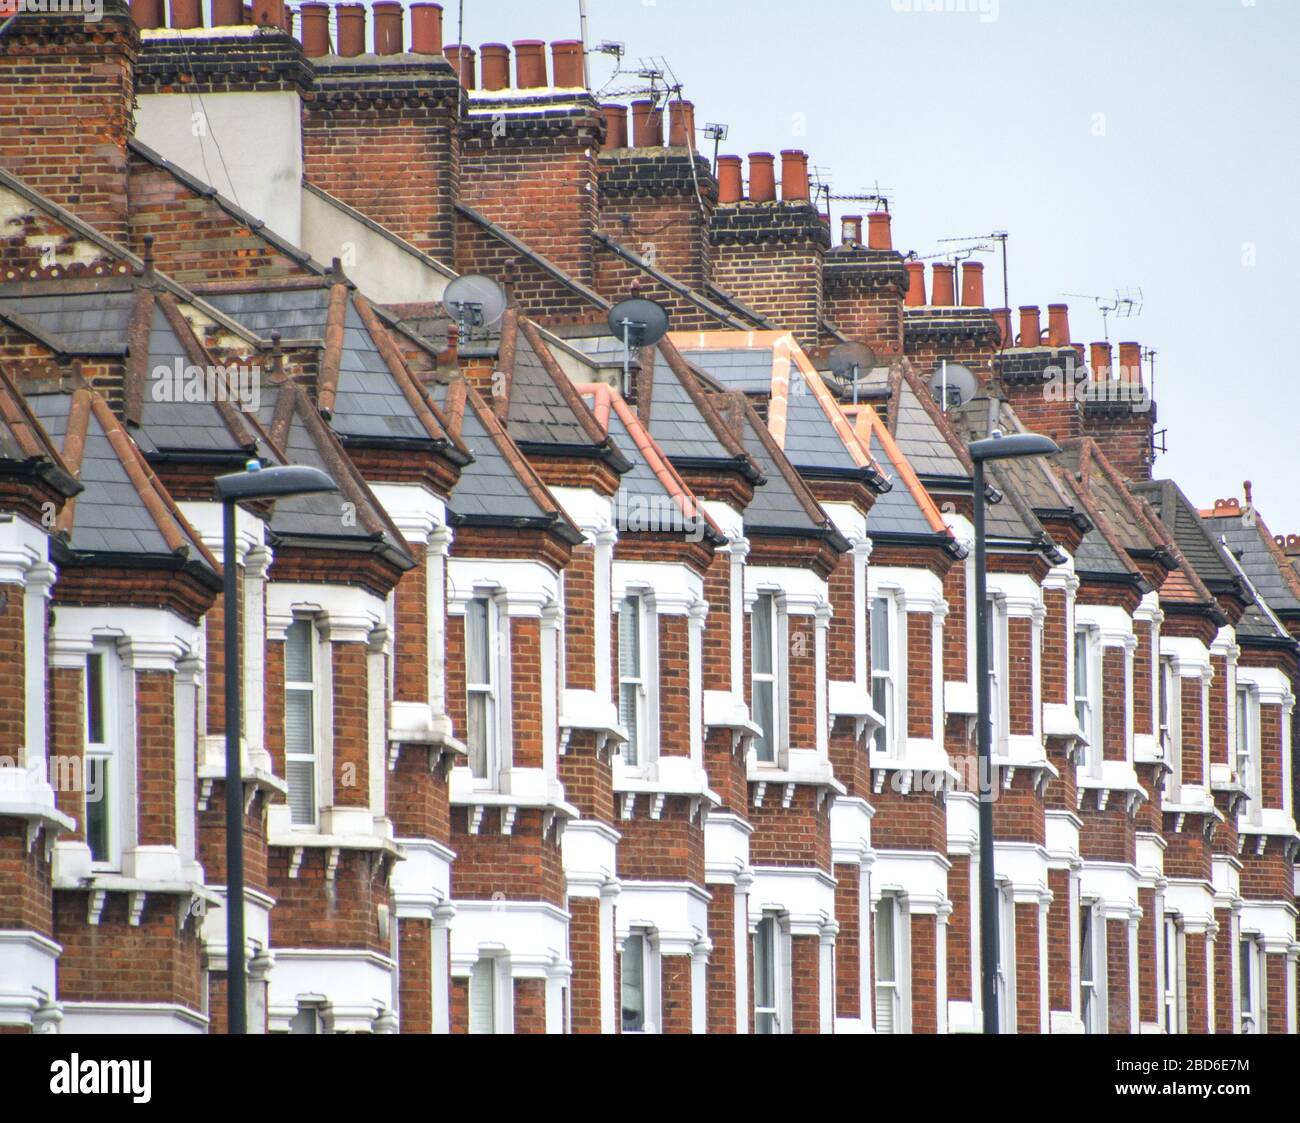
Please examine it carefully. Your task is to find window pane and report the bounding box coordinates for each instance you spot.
[752,680,775,763]
[875,901,895,984]
[86,758,109,861]
[870,597,890,672]
[1074,630,1088,693]
[619,597,641,677]
[466,693,490,778]
[86,652,105,745]
[752,595,773,674]
[1079,908,1093,983]
[619,682,640,765]
[286,759,316,826]
[466,598,491,685]
[285,620,313,683]
[285,689,315,757]
[621,935,645,1032]
[871,677,890,754]
[469,959,496,1034]
[753,919,776,1034]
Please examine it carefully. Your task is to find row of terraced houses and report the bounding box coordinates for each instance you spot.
[0,2,1296,1034]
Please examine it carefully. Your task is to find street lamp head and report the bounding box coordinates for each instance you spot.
[968,430,1061,463]
[214,463,339,502]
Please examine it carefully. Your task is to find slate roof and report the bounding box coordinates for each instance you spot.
[427,377,580,541]
[0,365,81,496]
[856,367,970,482]
[1131,478,1247,603]
[1203,500,1300,618]
[26,386,216,573]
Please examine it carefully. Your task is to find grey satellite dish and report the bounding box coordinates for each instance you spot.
[929,361,977,411]
[442,274,507,339]
[608,298,670,394]
[826,341,876,402]
[607,298,670,349]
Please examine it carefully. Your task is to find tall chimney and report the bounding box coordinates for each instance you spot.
[992,308,1012,349]
[748,153,776,202]
[1090,341,1112,380]
[717,155,743,204]
[373,1,403,55]
[170,0,202,28]
[630,100,663,147]
[336,3,366,57]
[480,44,510,90]
[602,104,628,150]
[931,263,956,307]
[1118,341,1142,383]
[960,261,984,307]
[867,211,892,250]
[1047,303,1071,348]
[514,40,547,88]
[668,100,696,148]
[211,0,242,25]
[250,0,283,26]
[444,44,476,88]
[410,3,443,54]
[1018,306,1041,348]
[841,215,863,246]
[904,260,926,307]
[551,40,585,88]
[780,150,809,201]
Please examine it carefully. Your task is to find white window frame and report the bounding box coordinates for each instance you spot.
[284,617,323,828]
[1158,654,1179,784]
[621,929,660,1033]
[1239,935,1264,1034]
[870,593,898,757]
[750,591,785,765]
[1079,899,1103,1034]
[1075,626,1101,769]
[1236,683,1261,815]
[618,592,649,768]
[85,639,126,869]
[874,894,908,1033]
[289,1003,323,1034]
[996,882,1017,1032]
[1163,913,1185,1033]
[752,914,787,1034]
[469,955,510,1034]
[464,593,502,788]
[987,596,1009,753]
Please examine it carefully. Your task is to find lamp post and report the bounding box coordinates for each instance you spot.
[968,431,1060,1035]
[214,462,338,1034]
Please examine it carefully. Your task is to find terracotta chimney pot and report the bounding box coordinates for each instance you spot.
[748,153,776,202]
[514,40,547,88]
[1018,305,1042,348]
[960,261,985,307]
[904,260,926,307]
[410,3,443,55]
[717,156,743,204]
[931,263,956,307]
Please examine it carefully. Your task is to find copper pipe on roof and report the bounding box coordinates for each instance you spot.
[410,3,443,54]
[748,153,775,202]
[299,2,331,56]
[336,3,366,56]
[480,43,510,89]
[514,40,547,88]
[551,40,585,88]
[602,104,628,150]
[373,1,403,54]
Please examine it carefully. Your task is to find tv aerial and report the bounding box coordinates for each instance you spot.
[441,274,507,343]
[1063,288,1143,342]
[928,361,977,412]
[826,341,877,403]
[607,297,670,393]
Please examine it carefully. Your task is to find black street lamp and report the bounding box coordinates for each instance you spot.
[213,462,337,1034]
[968,431,1060,1034]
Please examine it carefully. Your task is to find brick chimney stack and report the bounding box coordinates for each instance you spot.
[0,1,139,243]
[596,93,719,305]
[1081,339,1156,481]
[993,299,1088,443]
[708,150,831,347]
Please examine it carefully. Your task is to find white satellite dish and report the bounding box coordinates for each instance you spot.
[442,274,507,340]
[826,341,876,402]
[928,361,977,411]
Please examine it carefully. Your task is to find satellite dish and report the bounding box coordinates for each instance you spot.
[442,274,507,339]
[826,341,876,402]
[928,361,977,411]
[607,298,670,349]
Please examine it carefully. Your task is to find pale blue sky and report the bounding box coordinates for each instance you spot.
[428,0,1300,530]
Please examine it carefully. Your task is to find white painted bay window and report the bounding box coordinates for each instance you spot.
[987,597,1008,751]
[1163,914,1184,1033]
[469,956,499,1034]
[870,595,896,755]
[465,595,501,784]
[1158,654,1178,778]
[1239,935,1264,1034]
[874,895,905,1033]
[996,883,1016,1031]
[1080,901,1102,1033]
[1235,684,1260,808]
[753,915,782,1034]
[85,640,124,868]
[621,931,661,1033]
[618,593,647,766]
[285,618,321,827]
[751,592,782,763]
[1075,627,1100,768]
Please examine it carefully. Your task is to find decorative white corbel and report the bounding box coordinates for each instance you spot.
[87,889,107,926]
[128,891,146,927]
